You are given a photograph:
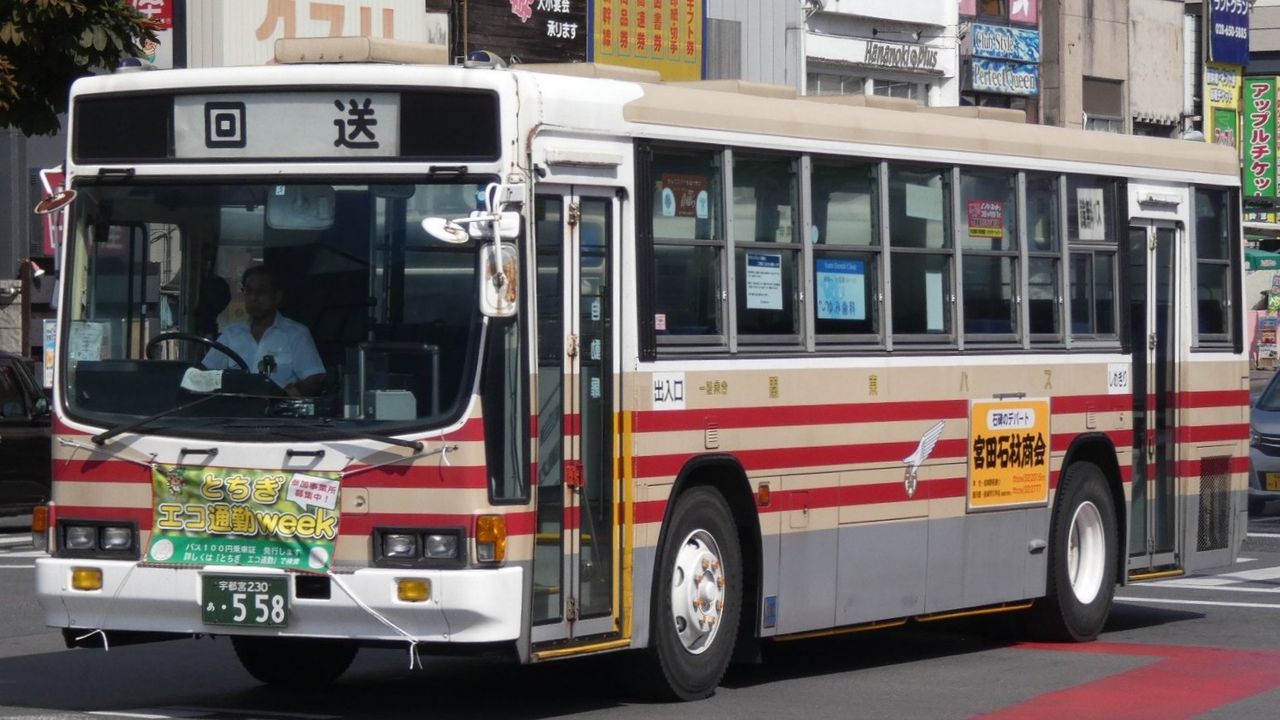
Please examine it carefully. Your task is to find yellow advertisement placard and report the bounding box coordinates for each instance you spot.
[1205,62,1241,111]
[968,398,1050,510]
[592,0,703,81]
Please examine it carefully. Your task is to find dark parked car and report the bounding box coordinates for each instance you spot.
[0,353,50,516]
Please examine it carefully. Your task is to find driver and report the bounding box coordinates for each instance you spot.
[202,265,325,397]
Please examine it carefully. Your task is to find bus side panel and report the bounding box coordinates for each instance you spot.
[923,508,1048,613]
[834,520,928,626]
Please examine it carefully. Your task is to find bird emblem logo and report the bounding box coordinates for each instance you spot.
[902,421,946,498]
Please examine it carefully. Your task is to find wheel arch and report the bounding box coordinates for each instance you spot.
[1060,433,1125,585]
[655,454,761,660]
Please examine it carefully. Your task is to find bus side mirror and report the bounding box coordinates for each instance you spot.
[480,242,518,318]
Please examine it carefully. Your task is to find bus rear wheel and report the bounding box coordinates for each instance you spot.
[231,636,358,686]
[1027,461,1117,641]
[647,486,742,701]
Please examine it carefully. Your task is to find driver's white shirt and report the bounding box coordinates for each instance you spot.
[202,313,325,389]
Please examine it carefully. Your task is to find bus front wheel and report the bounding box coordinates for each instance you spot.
[231,636,358,686]
[647,485,742,701]
[1027,461,1117,641]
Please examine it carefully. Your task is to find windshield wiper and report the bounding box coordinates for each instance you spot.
[91,392,283,446]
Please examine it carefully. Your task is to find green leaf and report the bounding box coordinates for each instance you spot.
[92,26,106,52]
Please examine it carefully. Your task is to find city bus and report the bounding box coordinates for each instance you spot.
[35,37,1247,700]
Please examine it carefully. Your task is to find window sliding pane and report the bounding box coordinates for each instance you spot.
[891,253,951,335]
[889,167,949,250]
[1028,257,1060,335]
[654,245,723,336]
[963,255,1015,335]
[812,159,877,247]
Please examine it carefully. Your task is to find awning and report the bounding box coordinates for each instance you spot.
[1247,247,1280,270]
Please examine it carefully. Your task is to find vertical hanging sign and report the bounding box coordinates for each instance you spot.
[592,0,703,80]
[1245,78,1277,199]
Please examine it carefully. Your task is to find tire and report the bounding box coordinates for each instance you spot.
[231,636,358,686]
[1249,497,1264,516]
[1027,461,1117,642]
[645,486,743,701]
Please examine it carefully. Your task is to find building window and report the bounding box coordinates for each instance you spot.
[808,73,864,96]
[872,79,922,101]
[979,0,1006,18]
[811,157,880,341]
[889,165,953,340]
[1083,77,1124,134]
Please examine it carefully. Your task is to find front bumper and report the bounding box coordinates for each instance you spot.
[36,559,522,643]
[1249,446,1280,503]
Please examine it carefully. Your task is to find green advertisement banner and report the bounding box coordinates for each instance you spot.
[146,465,342,571]
[1245,78,1276,198]
[1212,108,1237,149]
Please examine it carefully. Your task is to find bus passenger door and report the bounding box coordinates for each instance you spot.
[531,188,620,642]
[1127,221,1180,572]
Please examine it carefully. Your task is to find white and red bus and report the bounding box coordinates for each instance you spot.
[36,38,1247,700]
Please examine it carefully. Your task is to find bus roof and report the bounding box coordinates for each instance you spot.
[616,81,1239,180]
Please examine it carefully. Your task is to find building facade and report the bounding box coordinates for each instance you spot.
[803,0,960,105]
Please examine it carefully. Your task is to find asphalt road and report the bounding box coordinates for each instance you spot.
[3,530,1280,719]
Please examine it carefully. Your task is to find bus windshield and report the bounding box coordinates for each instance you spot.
[61,180,492,438]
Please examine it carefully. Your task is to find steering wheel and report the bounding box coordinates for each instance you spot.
[146,332,249,372]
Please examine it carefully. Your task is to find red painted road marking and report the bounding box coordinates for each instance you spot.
[978,642,1280,720]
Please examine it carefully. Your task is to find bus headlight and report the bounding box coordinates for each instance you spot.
[373,527,465,568]
[424,533,458,559]
[58,521,138,558]
[382,533,419,559]
[65,526,97,550]
[100,526,134,551]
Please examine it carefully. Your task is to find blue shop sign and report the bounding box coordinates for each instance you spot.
[971,58,1039,96]
[970,23,1040,64]
[1209,1,1249,66]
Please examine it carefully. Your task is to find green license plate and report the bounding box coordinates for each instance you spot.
[1267,474,1280,492]
[202,575,289,628]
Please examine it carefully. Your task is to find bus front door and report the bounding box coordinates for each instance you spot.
[531,188,621,643]
[1127,221,1180,573]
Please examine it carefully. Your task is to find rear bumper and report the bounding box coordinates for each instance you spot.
[35,558,522,643]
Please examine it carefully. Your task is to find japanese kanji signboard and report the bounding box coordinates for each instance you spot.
[967,398,1050,510]
[146,465,342,571]
[1246,78,1277,199]
[592,0,703,81]
[455,0,587,65]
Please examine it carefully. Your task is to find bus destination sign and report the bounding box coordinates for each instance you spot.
[967,398,1050,510]
[174,92,401,159]
[146,465,342,571]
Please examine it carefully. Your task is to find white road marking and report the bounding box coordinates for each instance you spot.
[1116,596,1280,610]
[0,564,35,569]
[1147,565,1280,587]
[1235,556,1257,563]
[1,549,49,558]
[169,708,339,719]
[90,708,339,720]
[1247,532,1280,538]
[1131,582,1280,593]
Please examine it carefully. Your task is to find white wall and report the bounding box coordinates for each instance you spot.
[823,0,951,28]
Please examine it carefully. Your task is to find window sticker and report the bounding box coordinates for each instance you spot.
[745,252,783,310]
[816,258,866,321]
